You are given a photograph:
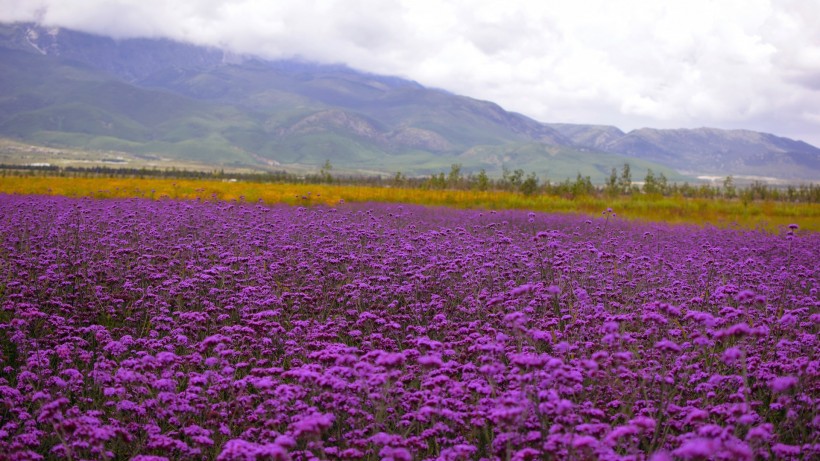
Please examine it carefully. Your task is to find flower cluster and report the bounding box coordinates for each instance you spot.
[0,195,817,460]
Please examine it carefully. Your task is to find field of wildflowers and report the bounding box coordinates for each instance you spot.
[0,194,817,460]
[2,175,819,231]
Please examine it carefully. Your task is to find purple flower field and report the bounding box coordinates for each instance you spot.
[0,195,817,460]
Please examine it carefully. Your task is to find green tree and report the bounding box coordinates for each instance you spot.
[657,172,668,195]
[509,169,525,187]
[723,176,736,198]
[643,169,659,195]
[572,173,594,196]
[447,163,462,188]
[320,159,333,183]
[393,171,406,186]
[428,172,447,189]
[520,172,539,196]
[619,163,632,194]
[500,166,525,189]
[475,169,490,191]
[605,167,619,196]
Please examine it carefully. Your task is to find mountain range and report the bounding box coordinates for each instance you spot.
[1,22,818,182]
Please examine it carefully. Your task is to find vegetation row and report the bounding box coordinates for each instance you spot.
[2,163,818,203]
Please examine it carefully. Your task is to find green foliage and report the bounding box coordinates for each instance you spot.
[475,169,490,192]
[606,167,619,196]
[392,171,406,186]
[447,163,462,188]
[619,163,632,194]
[427,172,447,189]
[319,159,333,183]
[723,176,736,198]
[643,168,664,195]
[519,172,539,196]
[500,167,525,189]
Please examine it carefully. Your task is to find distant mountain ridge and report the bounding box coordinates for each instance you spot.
[550,124,819,179]
[1,22,818,181]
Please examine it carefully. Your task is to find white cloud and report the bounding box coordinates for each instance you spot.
[1,0,819,145]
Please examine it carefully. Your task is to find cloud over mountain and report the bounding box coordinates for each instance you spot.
[2,0,819,147]
[1,22,817,181]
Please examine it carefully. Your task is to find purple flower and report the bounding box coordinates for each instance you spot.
[510,284,534,296]
[511,447,541,460]
[375,352,406,368]
[745,423,774,441]
[379,446,412,461]
[649,451,673,461]
[37,398,68,423]
[216,439,289,461]
[292,412,334,437]
[605,425,639,444]
[418,354,443,369]
[672,438,719,459]
[722,347,743,364]
[769,376,798,393]
[630,416,656,431]
[655,339,682,353]
[439,444,477,460]
[571,435,598,449]
[772,443,802,456]
[735,290,755,303]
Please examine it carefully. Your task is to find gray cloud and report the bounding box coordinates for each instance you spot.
[2,0,819,146]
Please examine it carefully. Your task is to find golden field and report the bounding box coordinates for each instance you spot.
[1,175,818,232]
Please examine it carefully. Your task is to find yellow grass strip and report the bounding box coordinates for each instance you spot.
[1,176,818,232]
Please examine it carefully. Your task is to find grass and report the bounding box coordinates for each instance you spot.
[1,175,818,232]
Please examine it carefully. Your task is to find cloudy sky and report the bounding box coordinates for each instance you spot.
[3,0,820,146]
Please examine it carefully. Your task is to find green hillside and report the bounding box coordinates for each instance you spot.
[0,23,693,181]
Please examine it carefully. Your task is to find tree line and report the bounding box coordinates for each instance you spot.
[403,163,819,203]
[1,162,817,203]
